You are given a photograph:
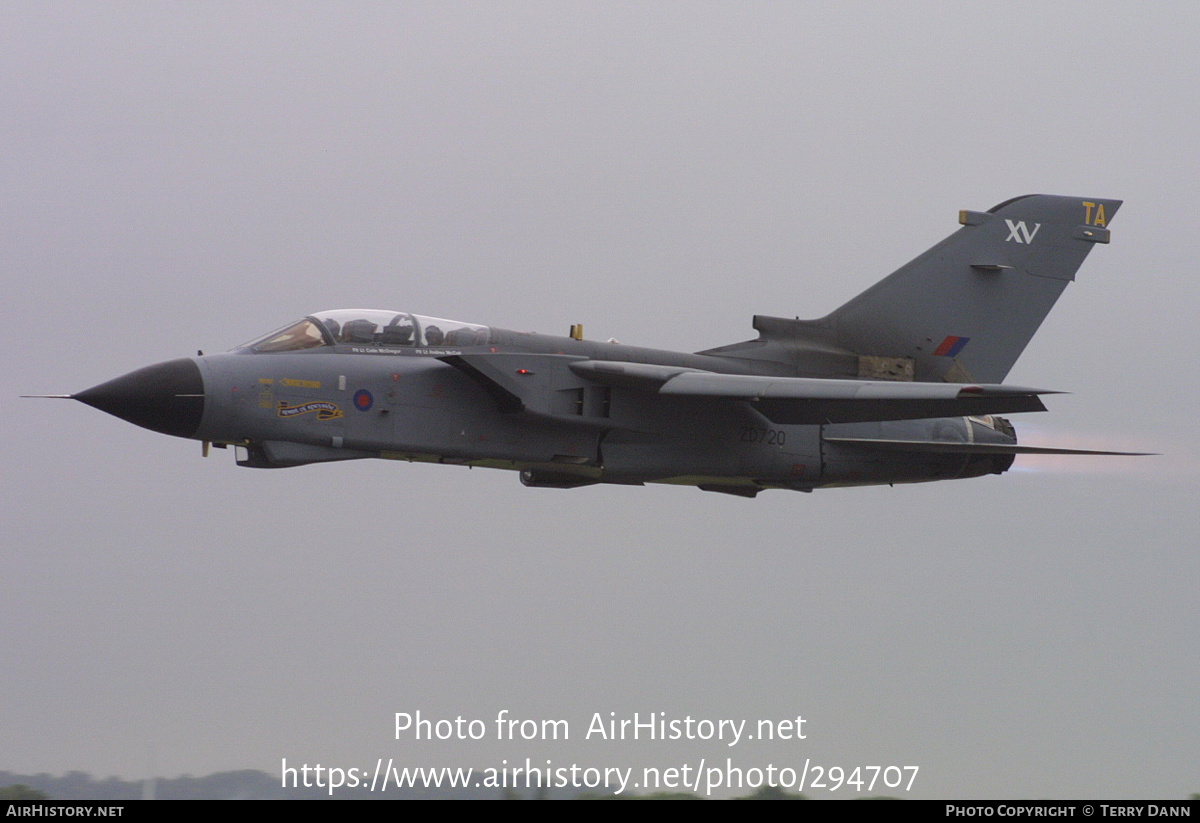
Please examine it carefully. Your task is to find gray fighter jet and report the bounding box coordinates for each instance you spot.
[50,194,1147,497]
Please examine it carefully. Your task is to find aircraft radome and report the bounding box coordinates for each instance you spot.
[35,194,1149,497]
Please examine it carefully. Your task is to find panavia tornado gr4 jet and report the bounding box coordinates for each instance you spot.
[51,194,1146,497]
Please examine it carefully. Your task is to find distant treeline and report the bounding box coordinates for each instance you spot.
[0,770,480,800]
[0,770,817,800]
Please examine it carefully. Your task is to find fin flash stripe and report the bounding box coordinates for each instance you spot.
[933,336,971,357]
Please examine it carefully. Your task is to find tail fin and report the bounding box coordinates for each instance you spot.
[824,194,1120,384]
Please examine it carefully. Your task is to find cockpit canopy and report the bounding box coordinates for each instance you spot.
[241,309,491,353]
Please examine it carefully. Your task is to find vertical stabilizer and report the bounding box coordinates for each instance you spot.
[825,194,1120,383]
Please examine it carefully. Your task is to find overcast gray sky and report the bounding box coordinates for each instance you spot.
[4,2,1197,799]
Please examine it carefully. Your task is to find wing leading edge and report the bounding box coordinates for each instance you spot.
[442,353,1056,424]
[653,370,1051,423]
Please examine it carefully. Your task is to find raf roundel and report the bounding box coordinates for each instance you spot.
[353,389,373,412]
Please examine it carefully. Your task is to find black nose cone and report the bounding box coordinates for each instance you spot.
[75,358,205,438]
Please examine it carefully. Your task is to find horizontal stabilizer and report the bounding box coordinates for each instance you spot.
[824,437,1155,456]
